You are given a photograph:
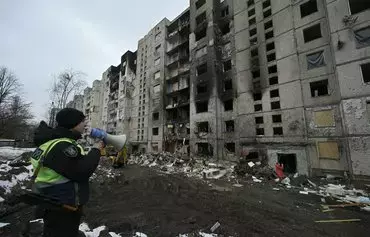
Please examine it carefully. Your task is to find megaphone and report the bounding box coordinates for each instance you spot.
[90,128,127,151]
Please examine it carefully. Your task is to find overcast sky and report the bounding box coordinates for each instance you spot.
[0,0,188,121]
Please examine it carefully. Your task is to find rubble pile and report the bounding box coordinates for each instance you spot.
[129,153,236,181]
[234,158,275,180]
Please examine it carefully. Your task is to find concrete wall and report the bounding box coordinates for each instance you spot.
[325,0,370,177]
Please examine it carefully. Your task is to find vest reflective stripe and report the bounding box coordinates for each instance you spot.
[31,138,86,184]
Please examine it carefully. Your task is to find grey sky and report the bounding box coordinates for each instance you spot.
[0,0,188,121]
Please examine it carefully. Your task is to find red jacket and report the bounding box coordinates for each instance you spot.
[275,163,285,178]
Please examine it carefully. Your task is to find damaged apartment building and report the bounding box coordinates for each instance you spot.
[189,0,237,159]
[130,19,169,153]
[82,80,103,141]
[101,51,137,136]
[73,0,370,178]
[233,0,370,177]
[165,9,191,154]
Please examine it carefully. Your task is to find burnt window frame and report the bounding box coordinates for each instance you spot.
[266,42,275,52]
[254,104,263,112]
[196,27,207,41]
[348,0,370,15]
[152,127,159,136]
[267,52,276,62]
[272,114,282,123]
[195,0,206,9]
[196,101,209,113]
[196,63,208,76]
[264,20,273,30]
[152,112,159,120]
[273,127,284,136]
[249,17,256,25]
[221,6,230,17]
[225,120,235,132]
[255,116,264,124]
[223,60,232,72]
[225,143,236,152]
[224,79,233,91]
[271,101,281,110]
[223,99,234,111]
[256,128,265,135]
[197,83,208,94]
[265,30,274,40]
[249,28,257,37]
[300,0,318,18]
[263,9,272,18]
[310,79,329,97]
[197,121,209,133]
[270,89,280,98]
[262,0,271,9]
[360,62,370,83]
[268,65,277,74]
[303,23,322,43]
[251,48,259,57]
[253,92,262,101]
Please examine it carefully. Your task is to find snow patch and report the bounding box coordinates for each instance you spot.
[0,164,32,194]
[79,223,107,237]
[0,222,10,228]
[109,232,122,237]
[0,147,34,160]
[29,219,44,224]
[133,233,148,237]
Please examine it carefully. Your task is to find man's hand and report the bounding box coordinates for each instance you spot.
[93,140,105,150]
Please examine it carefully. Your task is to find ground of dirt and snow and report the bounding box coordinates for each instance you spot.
[1,149,370,236]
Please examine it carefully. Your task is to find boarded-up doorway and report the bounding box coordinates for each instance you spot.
[278,153,297,173]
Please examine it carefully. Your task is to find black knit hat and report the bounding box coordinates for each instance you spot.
[56,108,85,129]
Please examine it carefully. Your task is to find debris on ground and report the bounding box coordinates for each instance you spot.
[315,219,361,223]
[129,153,236,181]
[1,149,370,236]
[210,221,220,232]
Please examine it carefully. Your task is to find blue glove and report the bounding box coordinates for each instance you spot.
[90,128,107,140]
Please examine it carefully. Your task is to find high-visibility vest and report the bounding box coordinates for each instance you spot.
[30,138,86,185]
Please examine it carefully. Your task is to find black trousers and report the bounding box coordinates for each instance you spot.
[42,207,83,237]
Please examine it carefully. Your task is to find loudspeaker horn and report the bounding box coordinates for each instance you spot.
[90,128,127,151]
[105,133,127,151]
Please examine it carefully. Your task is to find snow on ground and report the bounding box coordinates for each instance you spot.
[0,147,35,160]
[0,162,32,195]
[79,223,149,237]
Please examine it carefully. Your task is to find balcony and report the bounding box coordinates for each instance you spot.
[166,37,189,54]
[167,53,180,66]
[168,29,179,39]
[166,63,190,81]
[167,17,189,39]
[166,77,190,94]
[179,63,190,74]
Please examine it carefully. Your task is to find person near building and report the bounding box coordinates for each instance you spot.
[112,144,129,168]
[31,108,104,237]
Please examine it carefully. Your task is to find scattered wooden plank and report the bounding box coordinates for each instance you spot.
[315,219,361,223]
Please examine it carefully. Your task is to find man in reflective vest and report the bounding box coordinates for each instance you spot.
[31,108,103,237]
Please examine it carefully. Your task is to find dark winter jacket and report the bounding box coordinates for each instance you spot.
[32,121,101,206]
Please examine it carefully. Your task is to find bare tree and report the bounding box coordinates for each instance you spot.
[0,66,33,139]
[0,66,20,106]
[50,69,87,109]
[0,96,33,138]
